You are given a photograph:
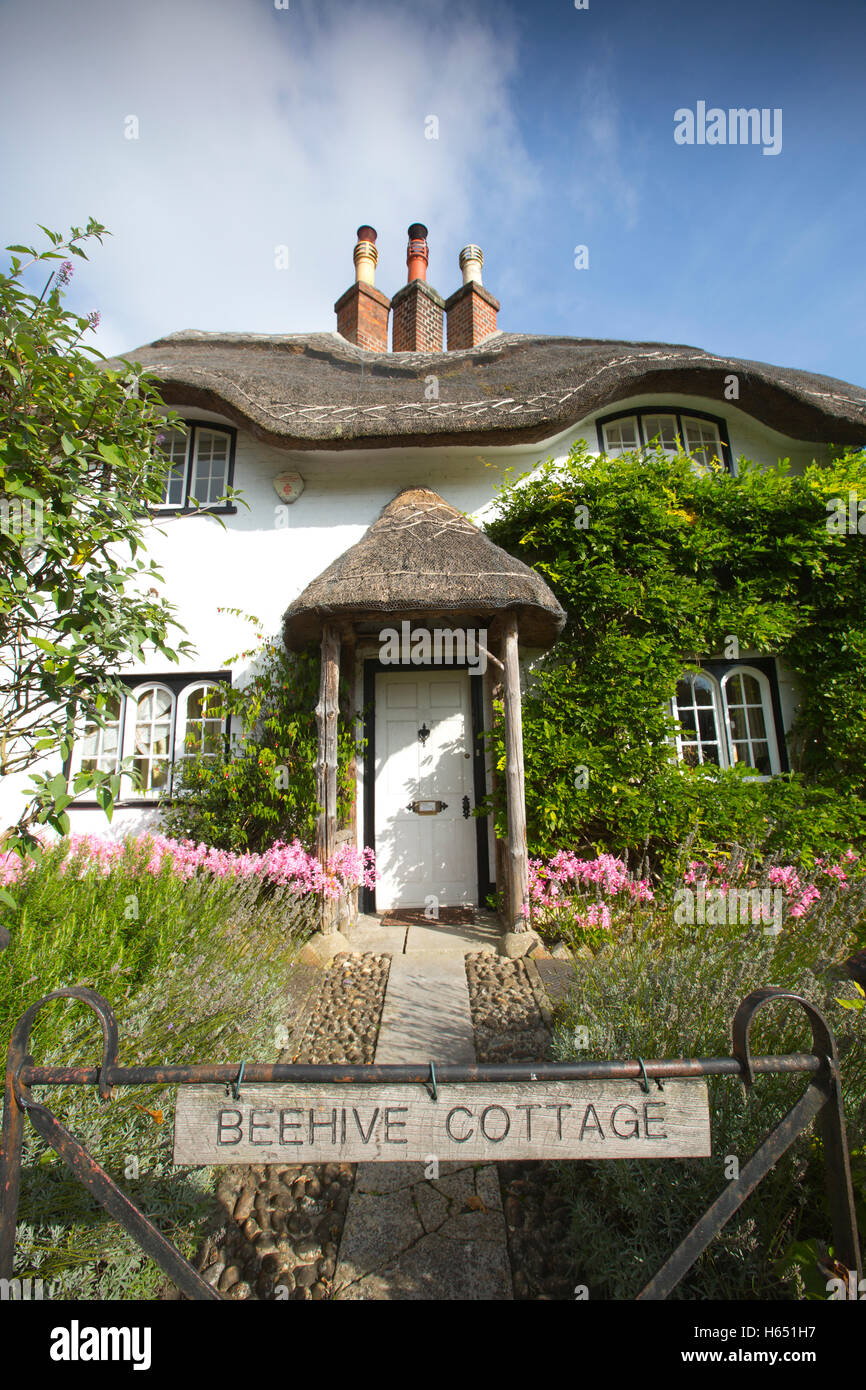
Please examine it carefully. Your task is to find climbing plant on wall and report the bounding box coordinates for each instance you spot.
[482,441,866,866]
[161,611,357,853]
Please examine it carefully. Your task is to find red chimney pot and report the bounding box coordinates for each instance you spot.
[406,222,429,282]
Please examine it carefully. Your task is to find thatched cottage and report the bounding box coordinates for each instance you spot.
[23,223,866,929]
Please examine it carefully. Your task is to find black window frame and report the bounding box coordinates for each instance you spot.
[152,420,238,515]
[597,407,734,474]
[67,670,233,807]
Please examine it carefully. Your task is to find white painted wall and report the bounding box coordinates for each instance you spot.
[1,395,831,839]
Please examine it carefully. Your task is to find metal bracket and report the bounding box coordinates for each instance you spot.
[231,1060,246,1101]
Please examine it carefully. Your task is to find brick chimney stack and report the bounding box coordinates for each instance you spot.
[334,225,391,352]
[391,223,445,352]
[445,244,500,350]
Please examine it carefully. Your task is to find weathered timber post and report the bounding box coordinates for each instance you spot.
[502,615,529,931]
[315,624,341,933]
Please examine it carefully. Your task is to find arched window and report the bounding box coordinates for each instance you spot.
[69,672,231,803]
[671,665,782,777]
[78,695,125,776]
[720,668,780,776]
[127,684,176,797]
[672,673,723,767]
[175,682,226,763]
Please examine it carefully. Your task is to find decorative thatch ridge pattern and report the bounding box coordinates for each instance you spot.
[282,487,566,649]
[111,330,866,451]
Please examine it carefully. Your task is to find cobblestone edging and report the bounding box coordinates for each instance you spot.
[187,952,391,1301]
[465,952,577,1301]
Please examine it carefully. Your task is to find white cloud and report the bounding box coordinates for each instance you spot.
[0,0,539,354]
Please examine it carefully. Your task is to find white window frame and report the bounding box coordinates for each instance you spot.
[189,429,231,507]
[601,416,641,455]
[71,694,127,781]
[68,674,231,803]
[122,682,178,800]
[671,664,782,780]
[174,681,226,766]
[153,428,188,510]
[152,421,236,512]
[670,672,725,768]
[719,666,781,778]
[599,409,731,473]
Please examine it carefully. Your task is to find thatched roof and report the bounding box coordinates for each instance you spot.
[282,487,566,649]
[111,329,866,451]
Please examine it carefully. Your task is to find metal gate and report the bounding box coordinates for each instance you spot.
[1,984,861,1300]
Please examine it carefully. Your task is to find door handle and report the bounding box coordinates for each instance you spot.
[462,795,471,819]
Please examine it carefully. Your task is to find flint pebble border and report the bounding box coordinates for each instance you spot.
[465,952,579,1301]
[181,952,390,1301]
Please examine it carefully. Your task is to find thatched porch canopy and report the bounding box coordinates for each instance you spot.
[282,487,566,650]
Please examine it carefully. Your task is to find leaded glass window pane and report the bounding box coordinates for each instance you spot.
[132,687,175,795]
[155,429,188,507]
[673,673,722,766]
[80,696,123,775]
[191,430,229,505]
[642,414,679,454]
[603,418,639,455]
[683,417,723,469]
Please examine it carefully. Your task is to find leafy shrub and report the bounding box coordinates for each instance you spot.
[160,611,357,853]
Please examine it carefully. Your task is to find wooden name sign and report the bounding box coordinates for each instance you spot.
[173,1079,711,1164]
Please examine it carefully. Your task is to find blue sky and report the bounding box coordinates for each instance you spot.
[2,0,864,385]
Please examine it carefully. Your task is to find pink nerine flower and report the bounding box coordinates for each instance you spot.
[0,832,377,900]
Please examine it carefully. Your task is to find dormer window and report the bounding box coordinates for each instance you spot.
[153,422,237,512]
[598,408,733,472]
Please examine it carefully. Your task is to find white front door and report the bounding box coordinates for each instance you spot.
[374,669,477,910]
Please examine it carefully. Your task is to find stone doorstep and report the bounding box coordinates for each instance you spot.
[344,910,503,957]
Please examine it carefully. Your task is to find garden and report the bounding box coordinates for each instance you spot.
[0,832,376,1298]
[1,225,864,1299]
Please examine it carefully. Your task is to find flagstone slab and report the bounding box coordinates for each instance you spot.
[332,937,515,1300]
[374,952,476,1064]
[333,1161,511,1301]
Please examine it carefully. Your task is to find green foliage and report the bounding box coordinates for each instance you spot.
[0,837,316,1299]
[551,902,866,1299]
[0,222,241,854]
[161,610,357,853]
[483,442,866,866]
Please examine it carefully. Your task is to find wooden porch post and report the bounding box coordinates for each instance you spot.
[315,623,341,933]
[502,615,529,931]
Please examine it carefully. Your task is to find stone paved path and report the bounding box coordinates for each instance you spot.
[375,953,475,1064]
[333,914,514,1300]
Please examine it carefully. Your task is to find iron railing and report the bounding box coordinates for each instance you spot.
[0,985,861,1300]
